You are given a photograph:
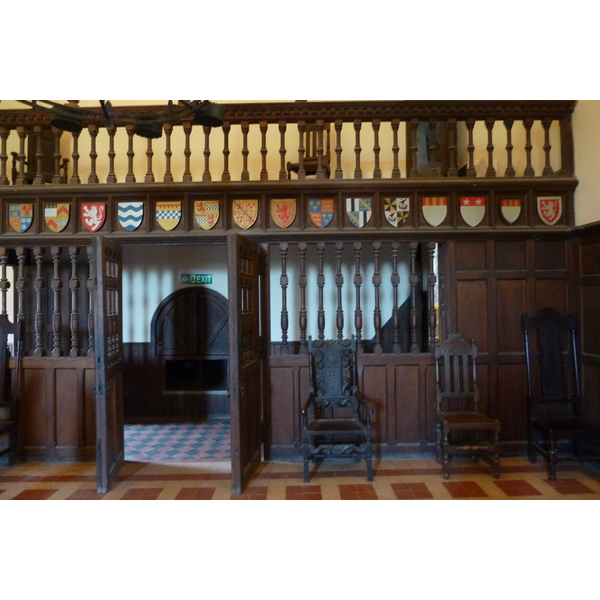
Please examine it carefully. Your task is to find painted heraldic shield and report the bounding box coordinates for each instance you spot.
[460,196,486,227]
[308,198,334,228]
[537,196,562,226]
[195,200,220,230]
[9,204,33,233]
[500,198,522,225]
[156,201,182,231]
[271,198,296,229]
[81,202,107,232]
[421,197,447,227]
[232,199,259,230]
[118,201,144,231]
[384,197,409,227]
[346,198,372,228]
[45,203,70,233]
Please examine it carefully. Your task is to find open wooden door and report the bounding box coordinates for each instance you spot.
[228,233,270,495]
[93,236,124,493]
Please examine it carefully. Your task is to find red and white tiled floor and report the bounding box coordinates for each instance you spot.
[2,456,600,500]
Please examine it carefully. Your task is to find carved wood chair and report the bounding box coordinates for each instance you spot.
[435,333,501,479]
[0,316,24,466]
[301,337,373,482]
[287,122,331,179]
[523,308,600,480]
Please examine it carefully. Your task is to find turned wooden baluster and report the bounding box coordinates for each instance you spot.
[391,242,401,353]
[466,118,477,177]
[428,118,439,177]
[409,242,419,354]
[335,242,344,340]
[353,119,362,179]
[353,242,363,351]
[391,118,401,179]
[182,121,193,182]
[559,113,575,177]
[125,124,135,182]
[16,248,28,354]
[542,116,554,176]
[87,246,95,356]
[34,247,46,357]
[203,125,212,182]
[334,119,343,179]
[296,120,306,180]
[0,127,8,185]
[69,247,80,357]
[105,124,117,183]
[69,129,81,184]
[278,120,287,180]
[298,242,308,352]
[504,117,515,176]
[447,118,458,177]
[427,242,437,351]
[145,138,155,183]
[372,241,382,354]
[315,119,326,179]
[222,120,231,182]
[317,242,326,340]
[163,122,173,183]
[485,117,496,177]
[0,248,8,315]
[15,126,27,185]
[88,124,99,183]
[523,116,535,176]
[33,126,44,184]
[241,121,250,181]
[409,118,419,177]
[51,127,63,183]
[260,121,268,181]
[51,246,63,357]
[279,242,289,352]
[372,118,382,179]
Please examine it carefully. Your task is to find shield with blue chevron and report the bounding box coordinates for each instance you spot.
[156,201,181,231]
[346,197,372,228]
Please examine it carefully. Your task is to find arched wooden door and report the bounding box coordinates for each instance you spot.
[227,233,270,495]
[93,236,124,493]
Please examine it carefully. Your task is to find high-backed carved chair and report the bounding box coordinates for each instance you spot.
[523,308,600,480]
[435,333,501,479]
[287,122,331,179]
[301,338,373,482]
[0,316,24,466]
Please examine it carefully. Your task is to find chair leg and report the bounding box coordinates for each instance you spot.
[435,423,442,464]
[303,458,310,483]
[548,436,558,481]
[366,456,373,482]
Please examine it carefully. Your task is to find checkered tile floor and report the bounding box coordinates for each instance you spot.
[2,456,600,499]
[124,421,231,461]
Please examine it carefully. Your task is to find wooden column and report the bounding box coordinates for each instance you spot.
[241,121,250,181]
[316,119,326,179]
[466,118,477,177]
[391,118,401,179]
[391,242,401,353]
[87,246,95,356]
[0,127,8,185]
[125,124,136,183]
[428,118,439,177]
[427,242,437,351]
[278,120,287,180]
[0,248,9,315]
[203,125,213,182]
[523,117,535,176]
[106,124,117,183]
[447,118,458,177]
[297,120,306,180]
[353,119,362,179]
[504,117,516,177]
[163,122,174,183]
[298,242,308,352]
[34,247,46,357]
[70,130,81,184]
[260,121,268,181]
[182,121,192,182]
[221,120,231,182]
[144,138,155,183]
[51,246,63,357]
[409,118,419,178]
[372,118,382,179]
[317,242,325,340]
[485,117,496,177]
[335,242,344,340]
[372,241,382,354]
[353,242,363,351]
[279,242,289,353]
[88,124,99,183]
[334,119,343,179]
[409,242,419,354]
[16,248,27,354]
[542,116,554,176]
[33,126,44,184]
[15,126,27,185]
[69,246,80,357]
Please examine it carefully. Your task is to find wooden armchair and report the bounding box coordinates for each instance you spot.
[301,337,373,482]
[0,316,24,466]
[523,308,600,480]
[287,121,331,179]
[435,333,501,479]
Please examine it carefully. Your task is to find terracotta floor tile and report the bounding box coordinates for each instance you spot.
[286,485,323,500]
[65,489,107,500]
[120,487,163,500]
[12,488,58,500]
[443,480,489,498]
[391,482,434,500]
[175,487,216,500]
[230,486,268,500]
[338,483,378,499]
[544,478,595,495]
[494,479,542,497]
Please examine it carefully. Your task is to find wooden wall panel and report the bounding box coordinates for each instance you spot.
[22,368,48,449]
[456,280,488,351]
[535,240,565,270]
[580,241,600,276]
[269,366,297,446]
[495,241,526,271]
[393,365,420,444]
[535,279,568,316]
[455,241,486,271]
[55,369,79,448]
[497,363,529,442]
[361,365,388,444]
[581,286,600,355]
[495,280,527,352]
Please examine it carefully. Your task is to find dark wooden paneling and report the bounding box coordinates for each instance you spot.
[495,280,527,352]
[535,240,565,270]
[535,279,568,316]
[455,242,486,271]
[56,369,79,447]
[580,241,600,276]
[581,286,600,355]
[393,365,420,444]
[269,366,297,446]
[456,280,488,350]
[361,365,387,444]
[496,241,526,271]
[497,363,529,441]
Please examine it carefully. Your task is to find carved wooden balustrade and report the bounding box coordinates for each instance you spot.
[0,100,576,186]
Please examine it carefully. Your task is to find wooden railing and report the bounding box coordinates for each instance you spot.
[0,100,577,186]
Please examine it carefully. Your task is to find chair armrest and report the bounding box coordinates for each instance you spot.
[301,392,316,417]
[355,392,374,418]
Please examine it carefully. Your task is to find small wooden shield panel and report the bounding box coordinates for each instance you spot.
[45,203,70,232]
[9,203,33,233]
[195,200,220,230]
[232,199,259,229]
[271,198,296,228]
[308,198,334,228]
[82,202,107,232]
[460,196,486,227]
[499,198,522,225]
[537,196,562,225]
[156,201,181,231]
[421,197,447,227]
[383,197,409,227]
[118,201,144,231]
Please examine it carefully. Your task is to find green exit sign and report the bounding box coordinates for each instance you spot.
[181,274,213,285]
